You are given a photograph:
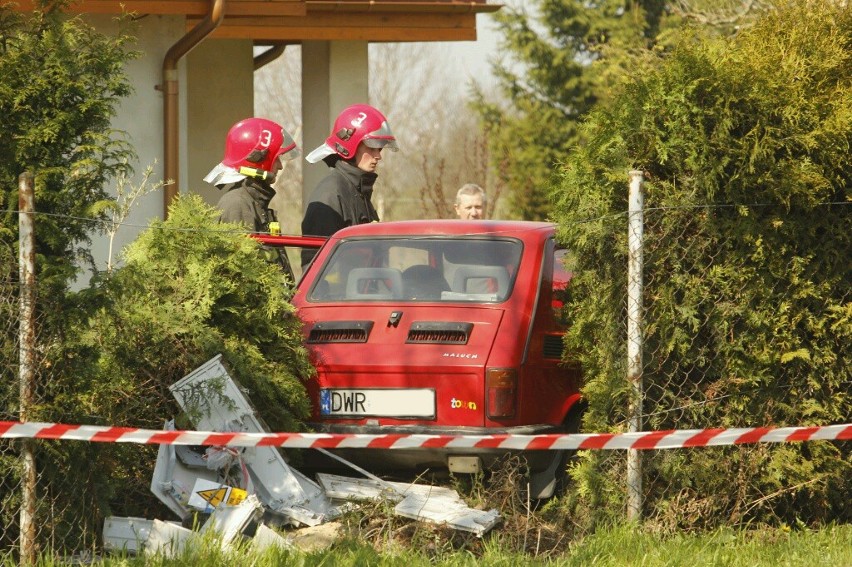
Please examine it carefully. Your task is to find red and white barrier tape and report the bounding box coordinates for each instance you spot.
[1,421,850,451]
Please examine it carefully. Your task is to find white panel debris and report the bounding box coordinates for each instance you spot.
[394,492,501,537]
[168,354,342,526]
[109,497,263,557]
[251,523,294,553]
[200,494,264,548]
[150,420,222,519]
[144,519,196,558]
[102,516,157,555]
[317,473,501,536]
[112,355,502,559]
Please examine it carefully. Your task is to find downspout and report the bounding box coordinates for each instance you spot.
[162,0,226,217]
[254,44,287,71]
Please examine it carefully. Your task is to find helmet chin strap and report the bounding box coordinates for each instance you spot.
[238,166,271,181]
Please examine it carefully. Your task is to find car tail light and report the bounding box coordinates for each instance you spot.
[486,368,517,418]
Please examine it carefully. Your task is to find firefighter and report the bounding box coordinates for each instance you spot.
[300,104,398,266]
[204,117,300,233]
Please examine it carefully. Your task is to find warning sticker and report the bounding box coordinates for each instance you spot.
[187,478,247,511]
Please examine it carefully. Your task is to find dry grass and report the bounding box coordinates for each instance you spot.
[334,454,578,561]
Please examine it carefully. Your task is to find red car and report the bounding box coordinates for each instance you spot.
[260,220,582,498]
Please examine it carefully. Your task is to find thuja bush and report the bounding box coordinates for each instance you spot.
[551,0,851,529]
[35,195,314,548]
[0,2,139,554]
[63,195,313,429]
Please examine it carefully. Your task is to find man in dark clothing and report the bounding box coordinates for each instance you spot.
[301,104,398,267]
[205,117,300,233]
[215,177,278,233]
[301,159,379,238]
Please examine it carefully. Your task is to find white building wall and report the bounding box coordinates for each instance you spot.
[81,15,185,279]
[301,41,369,209]
[78,16,253,282]
[187,40,254,207]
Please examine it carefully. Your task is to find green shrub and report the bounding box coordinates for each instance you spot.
[33,195,314,548]
[552,0,851,528]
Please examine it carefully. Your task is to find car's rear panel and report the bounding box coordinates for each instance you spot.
[291,220,582,477]
[301,305,505,428]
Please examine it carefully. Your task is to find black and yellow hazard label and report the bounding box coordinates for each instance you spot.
[196,486,247,507]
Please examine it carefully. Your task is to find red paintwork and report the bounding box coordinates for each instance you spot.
[291,220,582,430]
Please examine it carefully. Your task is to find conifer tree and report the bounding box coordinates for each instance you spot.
[553,0,851,528]
[0,1,139,549]
[473,0,769,220]
[0,1,136,285]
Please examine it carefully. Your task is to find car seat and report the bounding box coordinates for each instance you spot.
[401,265,451,300]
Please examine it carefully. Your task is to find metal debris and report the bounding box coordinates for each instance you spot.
[103,355,501,556]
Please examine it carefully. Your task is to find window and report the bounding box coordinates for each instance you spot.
[308,237,523,303]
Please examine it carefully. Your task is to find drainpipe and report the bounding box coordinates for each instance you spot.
[254,44,287,71]
[162,0,226,217]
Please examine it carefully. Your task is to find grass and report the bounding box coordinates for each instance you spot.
[7,458,849,566]
[564,524,852,567]
[9,523,851,566]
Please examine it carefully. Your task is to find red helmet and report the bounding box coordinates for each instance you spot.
[221,117,299,174]
[306,104,398,163]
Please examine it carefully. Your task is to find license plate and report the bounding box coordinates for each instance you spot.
[319,388,435,418]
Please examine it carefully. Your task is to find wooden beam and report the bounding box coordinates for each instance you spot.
[10,0,499,16]
[10,1,498,41]
[207,12,477,29]
[203,25,477,41]
[190,12,478,41]
[307,0,501,13]
[11,0,307,17]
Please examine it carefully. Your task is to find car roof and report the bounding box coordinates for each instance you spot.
[332,219,556,240]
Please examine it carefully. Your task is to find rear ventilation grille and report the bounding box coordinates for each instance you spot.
[543,334,564,359]
[308,321,374,343]
[406,322,473,344]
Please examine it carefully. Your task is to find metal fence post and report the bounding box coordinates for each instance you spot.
[18,171,36,565]
[627,170,645,522]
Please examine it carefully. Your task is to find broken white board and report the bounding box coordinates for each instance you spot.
[170,355,342,526]
[144,519,196,558]
[251,523,294,553]
[316,473,501,536]
[316,472,404,502]
[200,494,264,549]
[102,516,157,555]
[394,492,501,537]
[150,420,221,519]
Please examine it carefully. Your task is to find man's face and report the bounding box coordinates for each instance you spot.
[455,194,484,219]
[268,155,285,183]
[354,143,383,173]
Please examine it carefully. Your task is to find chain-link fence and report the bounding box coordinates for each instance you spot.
[2,236,93,563]
[1,174,849,561]
[589,174,851,531]
[2,175,103,563]
[1,174,166,564]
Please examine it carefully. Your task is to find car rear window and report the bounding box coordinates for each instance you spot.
[307,237,523,303]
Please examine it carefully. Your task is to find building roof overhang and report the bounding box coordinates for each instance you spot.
[13,1,501,42]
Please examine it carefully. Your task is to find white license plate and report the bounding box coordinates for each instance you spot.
[319,388,435,418]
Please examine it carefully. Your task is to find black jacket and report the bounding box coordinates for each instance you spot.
[216,178,277,233]
[301,160,379,266]
[301,159,379,238]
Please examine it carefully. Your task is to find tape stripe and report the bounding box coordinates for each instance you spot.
[683,428,725,447]
[0,421,849,450]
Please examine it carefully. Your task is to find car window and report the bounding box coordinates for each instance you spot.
[552,248,574,321]
[307,237,523,303]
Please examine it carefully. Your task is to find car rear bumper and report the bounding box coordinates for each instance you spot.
[303,422,564,473]
[309,422,561,436]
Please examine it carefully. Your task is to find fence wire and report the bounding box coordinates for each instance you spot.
[0,198,849,560]
[621,198,851,531]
